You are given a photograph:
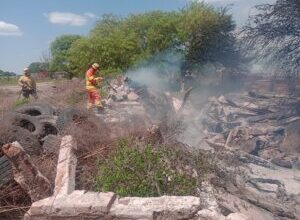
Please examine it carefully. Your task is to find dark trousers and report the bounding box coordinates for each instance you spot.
[22,89,38,99]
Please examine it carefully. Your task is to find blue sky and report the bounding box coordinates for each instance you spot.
[0,0,275,74]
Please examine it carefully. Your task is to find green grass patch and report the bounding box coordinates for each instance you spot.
[94,139,211,197]
[0,78,18,86]
[13,98,30,109]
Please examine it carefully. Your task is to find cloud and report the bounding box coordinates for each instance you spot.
[45,12,96,26]
[0,21,22,36]
[84,12,97,19]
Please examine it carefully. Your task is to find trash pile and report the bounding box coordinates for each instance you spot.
[202,91,300,167]
[105,76,139,104]
[198,91,300,219]
[0,103,59,187]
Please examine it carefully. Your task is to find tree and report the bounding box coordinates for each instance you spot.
[178,2,237,71]
[28,62,49,73]
[0,69,16,78]
[241,0,300,82]
[60,2,237,77]
[49,35,82,74]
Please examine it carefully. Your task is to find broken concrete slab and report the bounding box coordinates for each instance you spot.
[2,141,52,202]
[25,190,116,219]
[109,196,201,219]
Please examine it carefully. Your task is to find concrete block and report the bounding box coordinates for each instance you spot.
[26,190,116,219]
[54,135,77,196]
[110,196,201,219]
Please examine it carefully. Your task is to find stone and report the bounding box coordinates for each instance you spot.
[197,209,226,220]
[271,158,292,169]
[109,196,201,219]
[54,135,77,196]
[127,91,139,101]
[226,213,248,220]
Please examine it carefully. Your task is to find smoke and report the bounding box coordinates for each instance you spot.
[126,67,171,91]
[125,50,183,91]
[123,50,247,150]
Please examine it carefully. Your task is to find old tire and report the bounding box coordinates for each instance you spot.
[42,135,61,154]
[0,126,41,155]
[0,156,13,187]
[15,103,56,116]
[10,113,57,138]
[36,115,58,138]
[56,108,88,132]
[11,113,43,135]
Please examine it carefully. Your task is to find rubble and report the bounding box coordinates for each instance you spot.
[2,76,300,219]
[201,92,300,163]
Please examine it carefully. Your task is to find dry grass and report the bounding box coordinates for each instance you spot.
[43,79,86,110]
[0,89,17,118]
[0,182,31,220]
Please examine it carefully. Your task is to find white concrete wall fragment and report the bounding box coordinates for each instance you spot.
[109,196,201,219]
[54,135,77,196]
[25,190,116,219]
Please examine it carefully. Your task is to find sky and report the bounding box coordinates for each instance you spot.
[0,0,276,74]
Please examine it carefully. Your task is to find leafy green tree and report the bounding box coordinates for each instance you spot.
[178,2,237,70]
[49,35,82,74]
[58,2,237,77]
[124,11,180,56]
[28,62,49,73]
[0,69,17,77]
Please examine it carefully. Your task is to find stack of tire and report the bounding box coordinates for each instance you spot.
[0,103,61,187]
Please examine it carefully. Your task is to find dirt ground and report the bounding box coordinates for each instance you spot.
[0,81,56,99]
[0,79,86,116]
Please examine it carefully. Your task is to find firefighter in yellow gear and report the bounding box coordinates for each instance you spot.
[85,63,103,112]
[18,68,38,99]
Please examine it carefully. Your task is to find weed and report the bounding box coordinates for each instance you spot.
[13,98,29,109]
[67,90,86,106]
[94,139,199,197]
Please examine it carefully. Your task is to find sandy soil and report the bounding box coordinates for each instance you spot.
[0,81,56,99]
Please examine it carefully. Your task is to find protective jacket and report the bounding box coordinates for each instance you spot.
[85,67,99,90]
[18,75,36,91]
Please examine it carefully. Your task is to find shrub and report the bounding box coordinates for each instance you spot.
[94,139,200,197]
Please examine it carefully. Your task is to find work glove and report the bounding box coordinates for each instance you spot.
[95,77,103,82]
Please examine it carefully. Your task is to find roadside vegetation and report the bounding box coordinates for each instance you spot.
[94,139,213,197]
[0,77,18,86]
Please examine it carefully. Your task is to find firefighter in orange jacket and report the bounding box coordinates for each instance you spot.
[85,63,103,113]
